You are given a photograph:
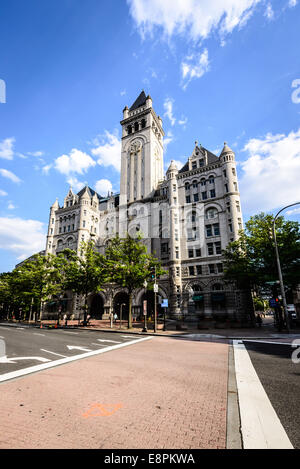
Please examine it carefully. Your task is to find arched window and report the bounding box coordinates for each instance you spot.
[141,119,146,129]
[67,237,73,247]
[205,207,218,219]
[185,182,190,191]
[200,178,206,187]
[127,125,132,134]
[57,240,63,249]
[208,175,215,184]
[212,283,223,291]
[192,180,198,189]
[134,122,139,132]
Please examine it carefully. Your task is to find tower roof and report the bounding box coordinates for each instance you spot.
[129,90,147,111]
[220,142,234,155]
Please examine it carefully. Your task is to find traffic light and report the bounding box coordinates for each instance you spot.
[150,266,156,280]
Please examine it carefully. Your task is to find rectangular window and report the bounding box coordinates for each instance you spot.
[84,210,87,216]
[173,197,177,204]
[225,184,228,193]
[173,184,176,192]
[50,228,53,235]
[59,227,62,234]
[236,201,240,212]
[232,168,236,176]
[193,193,199,202]
[188,249,194,258]
[195,248,201,257]
[215,241,221,255]
[210,189,216,198]
[189,266,195,276]
[176,267,180,277]
[72,224,74,230]
[202,191,207,200]
[186,195,191,204]
[83,221,86,228]
[207,243,214,256]
[234,182,238,191]
[175,247,179,259]
[63,226,66,233]
[51,218,54,224]
[175,229,179,241]
[192,162,197,169]
[209,264,215,274]
[196,265,202,275]
[213,224,220,236]
[206,225,212,237]
[229,223,233,232]
[199,159,204,167]
[68,225,70,232]
[217,263,223,273]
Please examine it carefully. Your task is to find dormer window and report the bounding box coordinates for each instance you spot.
[192,161,197,170]
[199,159,204,167]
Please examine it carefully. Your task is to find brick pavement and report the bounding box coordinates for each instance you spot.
[0,336,228,449]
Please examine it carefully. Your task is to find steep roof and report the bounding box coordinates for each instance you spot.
[77,186,103,201]
[178,146,219,174]
[129,90,147,111]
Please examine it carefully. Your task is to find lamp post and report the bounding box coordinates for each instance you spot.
[272,202,300,334]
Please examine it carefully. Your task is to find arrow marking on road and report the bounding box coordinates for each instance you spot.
[0,356,50,364]
[97,339,121,344]
[67,345,92,352]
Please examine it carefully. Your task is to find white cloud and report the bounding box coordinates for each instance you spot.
[42,164,52,175]
[163,130,174,151]
[286,207,300,216]
[165,159,184,171]
[0,168,21,184]
[0,189,7,196]
[0,138,15,160]
[178,116,188,126]
[0,217,46,261]
[127,0,261,42]
[27,151,44,157]
[288,0,297,7]
[54,148,96,176]
[240,128,300,213]
[91,131,121,172]
[94,179,113,196]
[7,202,15,210]
[66,177,86,192]
[181,49,210,89]
[264,3,274,20]
[163,98,176,126]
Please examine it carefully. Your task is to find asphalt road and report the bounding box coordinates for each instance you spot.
[0,324,147,380]
[244,340,300,449]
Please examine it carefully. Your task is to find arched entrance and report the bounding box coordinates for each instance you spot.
[113,292,129,320]
[191,284,204,315]
[90,294,104,319]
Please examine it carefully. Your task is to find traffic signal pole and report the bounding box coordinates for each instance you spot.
[154,266,157,333]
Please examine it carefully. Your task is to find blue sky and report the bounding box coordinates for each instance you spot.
[0,0,300,271]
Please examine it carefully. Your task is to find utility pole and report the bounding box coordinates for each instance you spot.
[272,202,300,334]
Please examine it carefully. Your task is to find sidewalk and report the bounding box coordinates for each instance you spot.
[0,335,229,449]
[6,317,299,340]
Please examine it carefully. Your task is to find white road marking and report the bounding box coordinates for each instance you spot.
[0,337,151,382]
[121,335,139,339]
[0,356,51,364]
[33,333,45,337]
[90,343,108,347]
[40,349,67,358]
[97,339,121,344]
[59,331,79,335]
[66,345,92,352]
[233,340,293,449]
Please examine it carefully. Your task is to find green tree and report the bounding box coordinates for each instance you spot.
[63,240,108,325]
[10,252,68,321]
[223,212,300,291]
[105,234,166,328]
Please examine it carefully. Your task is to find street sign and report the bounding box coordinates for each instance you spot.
[161,299,168,308]
[143,300,147,315]
[153,284,158,293]
[269,298,278,307]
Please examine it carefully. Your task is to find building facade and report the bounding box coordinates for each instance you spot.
[45,91,253,323]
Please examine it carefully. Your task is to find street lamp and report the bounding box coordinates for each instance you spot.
[272,202,300,334]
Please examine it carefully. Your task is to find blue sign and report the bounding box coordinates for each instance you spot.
[161,299,168,308]
[269,298,277,307]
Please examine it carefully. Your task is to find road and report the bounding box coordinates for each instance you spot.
[0,324,148,381]
[243,340,300,449]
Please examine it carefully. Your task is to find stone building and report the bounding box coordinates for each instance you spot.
[45,91,253,323]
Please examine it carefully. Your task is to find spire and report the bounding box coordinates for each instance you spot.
[220,141,234,155]
[129,90,147,111]
[167,160,178,173]
[51,198,59,210]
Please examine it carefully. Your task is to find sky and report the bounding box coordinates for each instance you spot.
[0,0,300,272]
